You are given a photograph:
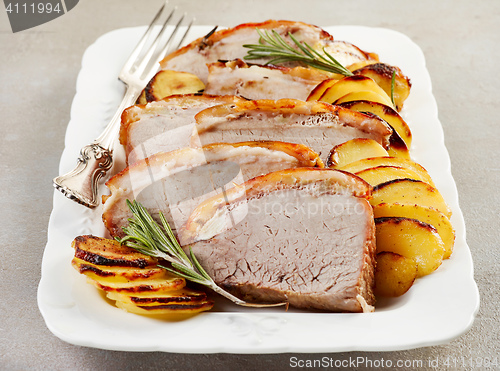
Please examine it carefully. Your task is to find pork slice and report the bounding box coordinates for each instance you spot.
[205,59,331,100]
[160,20,377,83]
[194,99,392,162]
[102,142,322,240]
[180,168,376,312]
[120,94,246,164]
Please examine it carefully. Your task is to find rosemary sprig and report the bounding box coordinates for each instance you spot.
[117,200,286,308]
[390,69,396,106]
[243,29,353,76]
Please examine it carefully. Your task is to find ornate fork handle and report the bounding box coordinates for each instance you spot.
[53,87,140,208]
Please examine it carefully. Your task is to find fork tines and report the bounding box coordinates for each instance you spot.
[122,3,194,82]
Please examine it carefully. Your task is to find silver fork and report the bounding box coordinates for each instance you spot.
[53,2,193,208]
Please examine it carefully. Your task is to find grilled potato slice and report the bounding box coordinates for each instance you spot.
[387,132,410,159]
[374,252,417,297]
[334,90,394,107]
[71,235,214,316]
[306,78,338,101]
[137,70,205,104]
[373,203,454,259]
[375,217,445,277]
[113,297,214,316]
[370,179,452,218]
[72,235,157,268]
[317,75,394,109]
[339,157,434,186]
[107,287,214,316]
[352,63,411,111]
[351,109,410,159]
[107,287,210,306]
[87,273,186,293]
[327,138,389,168]
[347,60,378,72]
[71,257,167,283]
[339,100,412,148]
[355,165,428,186]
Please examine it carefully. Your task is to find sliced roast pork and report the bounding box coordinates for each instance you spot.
[204,59,331,101]
[180,168,376,313]
[193,99,392,162]
[102,142,322,240]
[120,94,246,164]
[160,20,378,83]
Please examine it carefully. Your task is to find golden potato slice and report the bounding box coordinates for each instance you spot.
[339,157,434,186]
[137,70,205,104]
[136,90,147,105]
[318,75,395,109]
[88,273,186,293]
[346,109,409,159]
[355,165,427,186]
[374,252,417,297]
[387,127,410,159]
[306,78,338,101]
[107,287,210,306]
[347,60,378,72]
[113,297,214,316]
[72,235,157,268]
[71,235,213,317]
[373,203,455,259]
[334,90,394,108]
[371,179,452,218]
[71,257,167,283]
[327,138,389,168]
[352,63,411,111]
[339,100,412,148]
[375,217,445,277]
[108,288,213,317]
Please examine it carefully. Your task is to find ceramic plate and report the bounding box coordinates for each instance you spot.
[38,25,479,353]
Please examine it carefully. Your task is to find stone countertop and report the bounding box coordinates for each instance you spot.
[1,0,498,369]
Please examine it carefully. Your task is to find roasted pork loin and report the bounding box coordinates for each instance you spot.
[194,99,392,162]
[102,142,322,240]
[204,59,331,101]
[160,20,377,83]
[120,94,246,164]
[180,168,376,312]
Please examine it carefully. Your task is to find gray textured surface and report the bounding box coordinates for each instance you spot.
[0,0,498,369]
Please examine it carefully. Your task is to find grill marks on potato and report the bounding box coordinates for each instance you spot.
[73,235,157,268]
[71,235,214,316]
[324,134,454,296]
[371,179,451,218]
[375,217,445,277]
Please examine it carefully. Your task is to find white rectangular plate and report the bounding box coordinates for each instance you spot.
[38,25,479,353]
